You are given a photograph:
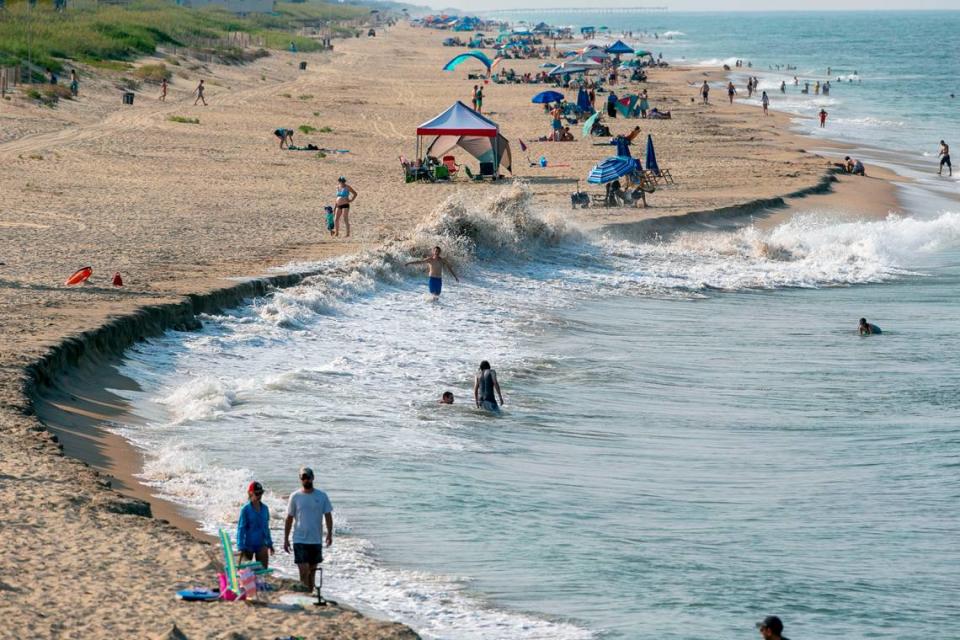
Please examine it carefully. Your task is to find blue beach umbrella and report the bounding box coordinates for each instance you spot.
[587,156,638,184]
[645,134,660,175]
[532,90,565,104]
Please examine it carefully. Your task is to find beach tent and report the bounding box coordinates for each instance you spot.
[587,156,638,184]
[548,63,590,77]
[645,134,660,175]
[416,101,512,175]
[606,40,634,55]
[583,47,610,61]
[569,56,603,68]
[443,50,494,73]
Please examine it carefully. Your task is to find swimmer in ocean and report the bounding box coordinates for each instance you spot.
[859,317,882,335]
[440,391,454,404]
[405,246,460,297]
[474,360,504,412]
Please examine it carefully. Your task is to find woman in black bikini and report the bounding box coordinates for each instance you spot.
[334,176,358,238]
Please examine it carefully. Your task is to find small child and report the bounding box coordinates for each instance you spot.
[324,205,335,236]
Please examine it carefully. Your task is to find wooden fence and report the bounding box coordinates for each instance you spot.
[0,66,21,97]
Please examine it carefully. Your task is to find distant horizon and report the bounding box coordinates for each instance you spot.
[424,3,959,14]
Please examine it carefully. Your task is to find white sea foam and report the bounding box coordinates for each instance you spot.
[111,187,960,640]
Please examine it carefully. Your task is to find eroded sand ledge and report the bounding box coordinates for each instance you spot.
[0,23,903,639]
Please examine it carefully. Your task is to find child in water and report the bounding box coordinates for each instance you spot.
[324,205,335,236]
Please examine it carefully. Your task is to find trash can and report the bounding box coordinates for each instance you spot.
[122,92,135,105]
[299,61,307,70]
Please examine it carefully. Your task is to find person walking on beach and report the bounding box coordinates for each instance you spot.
[780,80,786,93]
[475,85,484,113]
[757,615,790,640]
[69,69,79,97]
[761,91,770,115]
[471,84,478,110]
[938,140,952,176]
[237,481,273,569]
[819,108,828,128]
[159,77,168,102]
[284,467,333,593]
[193,79,207,106]
[727,81,736,104]
[405,246,460,298]
[474,360,504,413]
[700,81,710,105]
[334,176,357,238]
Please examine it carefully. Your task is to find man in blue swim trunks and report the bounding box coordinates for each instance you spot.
[405,246,459,297]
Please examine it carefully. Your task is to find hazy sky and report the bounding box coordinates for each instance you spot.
[433,1,957,11]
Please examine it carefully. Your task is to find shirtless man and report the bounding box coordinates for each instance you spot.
[939,140,951,176]
[193,79,207,106]
[405,246,460,297]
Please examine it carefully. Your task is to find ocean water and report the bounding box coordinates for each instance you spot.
[517,11,960,194]
[104,12,960,640]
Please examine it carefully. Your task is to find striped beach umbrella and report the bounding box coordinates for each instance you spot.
[587,156,638,184]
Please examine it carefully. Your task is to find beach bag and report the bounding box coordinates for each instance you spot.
[218,569,257,601]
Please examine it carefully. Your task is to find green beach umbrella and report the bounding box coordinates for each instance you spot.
[582,111,599,137]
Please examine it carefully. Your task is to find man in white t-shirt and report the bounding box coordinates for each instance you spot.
[283,466,333,591]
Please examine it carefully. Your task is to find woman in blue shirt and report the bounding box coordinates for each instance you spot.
[237,481,274,568]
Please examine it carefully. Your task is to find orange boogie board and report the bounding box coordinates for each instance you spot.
[65,266,93,286]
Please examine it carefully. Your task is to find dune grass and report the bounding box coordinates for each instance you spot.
[168,115,200,124]
[0,0,367,71]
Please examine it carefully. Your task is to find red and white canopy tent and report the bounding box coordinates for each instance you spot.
[416,101,512,177]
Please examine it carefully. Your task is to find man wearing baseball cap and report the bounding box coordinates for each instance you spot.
[236,480,273,568]
[284,467,333,591]
[757,615,789,640]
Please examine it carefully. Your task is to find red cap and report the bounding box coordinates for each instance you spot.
[247,481,263,494]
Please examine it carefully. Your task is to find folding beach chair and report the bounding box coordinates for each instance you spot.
[442,155,460,177]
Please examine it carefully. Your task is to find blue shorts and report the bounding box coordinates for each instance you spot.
[428,277,442,296]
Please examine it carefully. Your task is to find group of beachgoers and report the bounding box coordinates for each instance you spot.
[235,467,332,594]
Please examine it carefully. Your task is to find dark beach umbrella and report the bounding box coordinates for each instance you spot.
[645,134,660,175]
[532,90,565,104]
[587,156,638,184]
[611,135,632,158]
[577,87,593,113]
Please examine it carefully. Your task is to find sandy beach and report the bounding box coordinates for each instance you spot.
[0,21,908,639]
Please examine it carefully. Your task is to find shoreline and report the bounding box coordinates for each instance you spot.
[1,22,925,638]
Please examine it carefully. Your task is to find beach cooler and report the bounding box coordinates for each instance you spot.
[299,61,307,70]
[122,92,134,105]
